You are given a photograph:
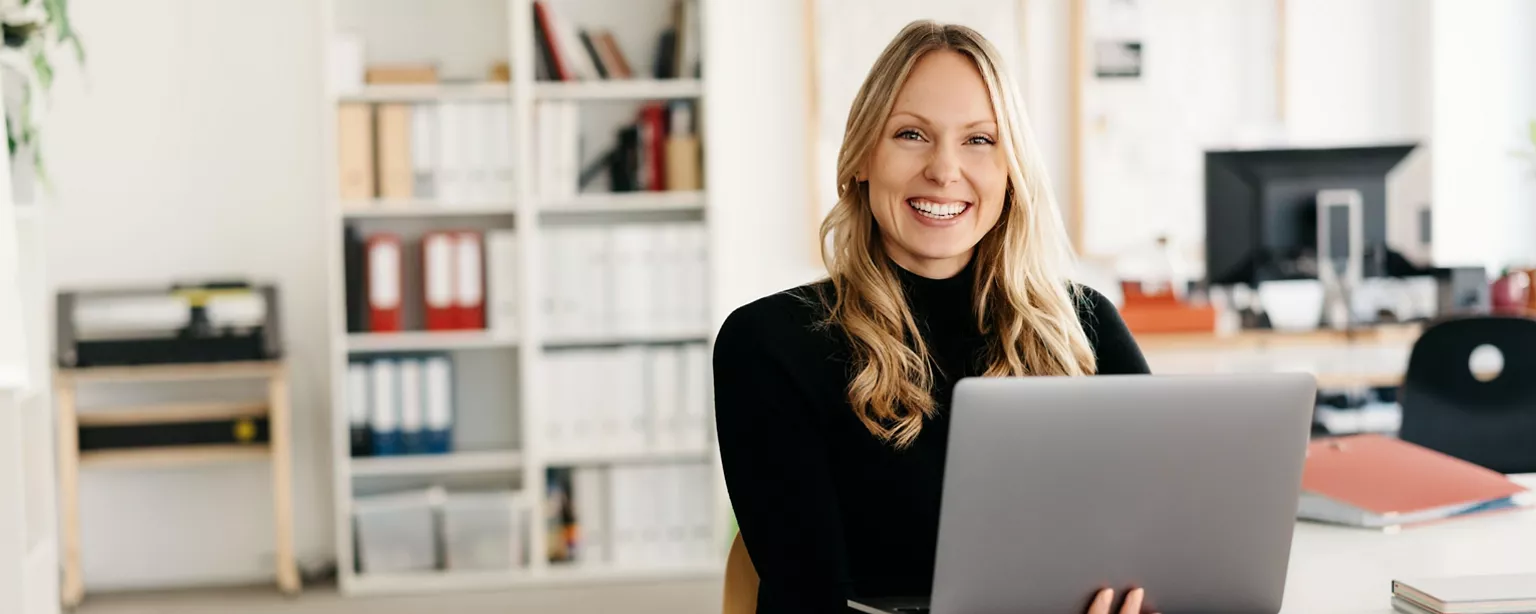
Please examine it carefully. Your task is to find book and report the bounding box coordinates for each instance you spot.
[1393,574,1536,614]
[1298,434,1534,530]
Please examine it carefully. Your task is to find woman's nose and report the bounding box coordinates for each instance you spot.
[924,145,962,186]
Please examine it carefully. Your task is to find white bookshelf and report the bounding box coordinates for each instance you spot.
[320,0,723,596]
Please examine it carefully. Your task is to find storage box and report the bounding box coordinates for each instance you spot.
[353,486,444,574]
[442,490,527,571]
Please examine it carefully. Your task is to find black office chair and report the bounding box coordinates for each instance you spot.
[1398,316,1536,474]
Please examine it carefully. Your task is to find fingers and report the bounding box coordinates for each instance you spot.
[1120,588,1145,614]
[1087,588,1113,614]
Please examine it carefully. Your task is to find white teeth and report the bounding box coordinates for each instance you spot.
[907,199,967,219]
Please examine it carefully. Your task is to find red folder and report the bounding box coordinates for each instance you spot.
[365,233,404,332]
[1300,434,1530,529]
[640,103,667,191]
[422,231,457,331]
[454,231,486,329]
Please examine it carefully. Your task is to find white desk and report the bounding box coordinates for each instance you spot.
[1280,474,1536,613]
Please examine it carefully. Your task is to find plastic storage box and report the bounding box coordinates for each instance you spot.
[442,490,526,571]
[353,486,444,574]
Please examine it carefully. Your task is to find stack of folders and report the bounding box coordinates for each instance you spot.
[336,101,516,207]
[1391,574,1536,614]
[542,344,710,458]
[534,99,701,197]
[545,463,715,567]
[347,355,455,457]
[542,223,708,340]
[343,225,517,336]
[1298,434,1534,531]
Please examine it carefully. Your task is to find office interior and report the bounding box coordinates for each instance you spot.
[1,0,1534,613]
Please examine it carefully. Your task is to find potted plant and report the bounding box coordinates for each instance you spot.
[0,0,82,203]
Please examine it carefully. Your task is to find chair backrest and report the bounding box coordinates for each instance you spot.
[722,533,759,614]
[1398,316,1536,474]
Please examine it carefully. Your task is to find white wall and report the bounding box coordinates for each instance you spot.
[1430,0,1536,273]
[42,0,329,589]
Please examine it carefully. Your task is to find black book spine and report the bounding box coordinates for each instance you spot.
[344,225,369,333]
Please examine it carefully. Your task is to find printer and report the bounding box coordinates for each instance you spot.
[56,281,283,368]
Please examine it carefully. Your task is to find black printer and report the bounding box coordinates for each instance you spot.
[56,281,283,368]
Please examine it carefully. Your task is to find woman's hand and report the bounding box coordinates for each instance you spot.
[1086,588,1159,614]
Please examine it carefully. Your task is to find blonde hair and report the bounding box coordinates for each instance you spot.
[819,20,1097,449]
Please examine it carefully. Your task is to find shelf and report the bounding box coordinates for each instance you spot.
[79,444,270,469]
[534,79,702,101]
[543,331,710,349]
[341,201,518,219]
[545,447,712,467]
[540,191,706,214]
[345,561,721,596]
[76,401,268,427]
[352,450,523,477]
[347,331,518,353]
[337,83,510,103]
[56,361,283,384]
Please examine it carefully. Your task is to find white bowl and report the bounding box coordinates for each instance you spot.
[1259,279,1325,331]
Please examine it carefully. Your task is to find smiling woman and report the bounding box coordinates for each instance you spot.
[712,19,1153,614]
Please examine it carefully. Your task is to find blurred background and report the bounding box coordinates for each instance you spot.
[1,0,1534,613]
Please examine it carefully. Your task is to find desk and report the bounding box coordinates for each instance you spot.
[1135,326,1425,389]
[1280,474,1536,613]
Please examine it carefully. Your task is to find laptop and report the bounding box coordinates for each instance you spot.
[848,373,1316,614]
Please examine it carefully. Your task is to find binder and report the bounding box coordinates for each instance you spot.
[376,103,414,201]
[648,346,682,452]
[423,355,453,454]
[336,103,375,203]
[617,347,648,453]
[343,225,369,333]
[369,359,401,455]
[679,343,709,451]
[572,466,609,564]
[411,103,438,199]
[455,231,486,329]
[399,358,425,453]
[347,361,371,457]
[422,231,457,330]
[485,230,519,336]
[366,234,404,332]
[438,102,465,205]
[1299,434,1533,530]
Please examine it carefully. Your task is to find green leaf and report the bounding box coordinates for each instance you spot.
[31,50,52,93]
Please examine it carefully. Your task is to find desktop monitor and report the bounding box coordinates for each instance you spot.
[1204,144,1417,287]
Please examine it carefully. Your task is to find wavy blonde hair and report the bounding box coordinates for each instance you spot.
[819,20,1097,449]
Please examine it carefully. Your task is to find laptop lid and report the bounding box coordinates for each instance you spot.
[931,373,1315,614]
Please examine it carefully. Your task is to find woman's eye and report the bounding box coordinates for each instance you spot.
[968,135,996,145]
[896,129,924,141]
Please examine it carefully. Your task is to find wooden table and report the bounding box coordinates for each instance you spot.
[53,360,299,607]
[1134,325,1428,389]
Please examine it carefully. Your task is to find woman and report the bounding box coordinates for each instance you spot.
[712,20,1155,614]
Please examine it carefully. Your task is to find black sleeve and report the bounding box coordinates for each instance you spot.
[1077,286,1152,375]
[712,305,853,614]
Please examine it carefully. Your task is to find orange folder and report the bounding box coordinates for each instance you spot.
[1299,434,1532,530]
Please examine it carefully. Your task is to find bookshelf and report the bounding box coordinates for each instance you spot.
[320,0,722,596]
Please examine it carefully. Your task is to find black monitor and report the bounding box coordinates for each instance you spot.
[1204,143,1418,286]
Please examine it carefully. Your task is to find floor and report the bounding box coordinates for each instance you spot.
[73,579,722,614]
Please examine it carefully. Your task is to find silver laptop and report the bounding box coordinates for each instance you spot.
[849,373,1316,614]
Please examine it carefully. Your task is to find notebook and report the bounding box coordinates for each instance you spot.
[1298,434,1533,530]
[1392,574,1536,614]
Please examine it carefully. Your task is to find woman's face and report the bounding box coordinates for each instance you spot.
[860,49,1008,279]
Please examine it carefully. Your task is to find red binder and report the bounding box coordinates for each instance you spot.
[365,233,404,332]
[422,231,457,331]
[640,103,667,191]
[454,231,486,329]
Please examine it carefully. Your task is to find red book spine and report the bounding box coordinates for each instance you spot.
[366,233,404,332]
[642,103,667,191]
[533,2,571,81]
[422,231,457,331]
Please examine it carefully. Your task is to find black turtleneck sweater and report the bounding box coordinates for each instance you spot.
[711,262,1150,613]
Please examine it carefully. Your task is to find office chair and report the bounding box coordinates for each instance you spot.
[1398,315,1536,474]
[722,533,759,614]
